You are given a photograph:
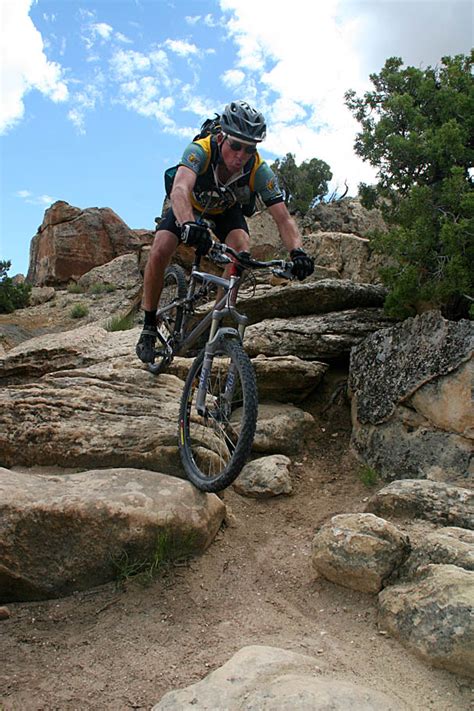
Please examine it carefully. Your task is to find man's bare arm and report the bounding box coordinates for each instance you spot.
[268,202,302,253]
[170,166,198,224]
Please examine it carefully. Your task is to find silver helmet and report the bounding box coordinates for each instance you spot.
[220,100,266,142]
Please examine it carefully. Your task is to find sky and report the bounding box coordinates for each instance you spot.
[1,0,472,276]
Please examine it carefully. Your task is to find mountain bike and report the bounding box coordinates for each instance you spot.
[148,241,294,493]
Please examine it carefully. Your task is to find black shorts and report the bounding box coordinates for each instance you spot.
[156,205,249,243]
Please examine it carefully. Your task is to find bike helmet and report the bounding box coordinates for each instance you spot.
[220,100,266,143]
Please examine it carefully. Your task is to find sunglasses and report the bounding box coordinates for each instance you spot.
[227,139,257,155]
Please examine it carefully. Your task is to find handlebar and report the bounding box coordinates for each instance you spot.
[208,241,295,280]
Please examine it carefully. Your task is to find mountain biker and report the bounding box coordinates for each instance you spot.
[136,99,315,363]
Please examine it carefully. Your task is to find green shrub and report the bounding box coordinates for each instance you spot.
[67,283,84,294]
[89,282,117,294]
[70,303,89,319]
[358,465,379,488]
[346,52,474,319]
[112,529,196,587]
[105,313,135,331]
[0,261,31,313]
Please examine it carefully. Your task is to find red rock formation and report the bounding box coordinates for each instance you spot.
[27,201,154,286]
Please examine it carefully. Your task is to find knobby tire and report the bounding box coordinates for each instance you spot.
[178,339,258,492]
[148,264,187,375]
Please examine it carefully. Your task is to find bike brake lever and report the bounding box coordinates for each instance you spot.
[272,264,295,280]
[209,246,232,265]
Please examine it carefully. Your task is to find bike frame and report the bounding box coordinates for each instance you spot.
[157,264,249,359]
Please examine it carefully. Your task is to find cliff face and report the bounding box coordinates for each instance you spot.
[27,201,153,286]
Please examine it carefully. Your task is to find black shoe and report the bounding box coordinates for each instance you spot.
[136,327,157,363]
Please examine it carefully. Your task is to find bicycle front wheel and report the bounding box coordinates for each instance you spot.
[179,339,258,492]
[148,264,187,375]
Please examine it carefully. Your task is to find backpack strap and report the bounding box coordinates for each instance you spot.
[192,135,214,174]
[249,152,263,192]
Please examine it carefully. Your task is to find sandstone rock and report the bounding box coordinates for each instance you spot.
[0,326,192,474]
[153,645,405,710]
[29,286,56,306]
[27,201,143,286]
[0,358,185,474]
[300,198,387,237]
[350,311,473,426]
[0,323,131,382]
[77,253,142,291]
[378,564,474,677]
[351,404,473,484]
[246,309,393,360]
[312,513,410,593]
[400,527,474,579]
[366,480,474,529]
[0,467,225,601]
[409,358,474,437]
[170,355,328,403]
[247,402,315,454]
[302,231,392,284]
[349,312,473,482]
[238,279,387,324]
[233,455,293,498]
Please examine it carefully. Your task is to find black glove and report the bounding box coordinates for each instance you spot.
[290,248,314,281]
[181,221,212,256]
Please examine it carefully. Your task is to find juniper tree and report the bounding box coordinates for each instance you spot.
[345,52,474,319]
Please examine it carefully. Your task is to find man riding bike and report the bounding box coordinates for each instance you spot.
[136,99,314,363]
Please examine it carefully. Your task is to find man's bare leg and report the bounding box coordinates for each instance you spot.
[142,230,180,311]
[136,230,179,363]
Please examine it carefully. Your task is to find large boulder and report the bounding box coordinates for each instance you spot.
[366,480,474,530]
[349,311,474,482]
[77,253,142,291]
[0,326,187,475]
[378,564,474,677]
[312,513,410,593]
[246,309,394,361]
[0,467,225,601]
[153,645,405,710]
[27,201,148,286]
[300,198,387,237]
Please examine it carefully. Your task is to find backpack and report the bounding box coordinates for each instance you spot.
[193,113,221,141]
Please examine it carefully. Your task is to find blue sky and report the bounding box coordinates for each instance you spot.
[1,0,472,276]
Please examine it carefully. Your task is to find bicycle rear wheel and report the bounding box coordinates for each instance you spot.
[148,264,187,375]
[179,339,258,492]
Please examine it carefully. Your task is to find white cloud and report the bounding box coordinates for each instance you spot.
[67,81,103,134]
[15,190,55,205]
[109,48,151,79]
[0,0,68,134]
[92,22,114,41]
[219,0,472,194]
[185,15,201,25]
[221,69,245,88]
[164,39,199,57]
[115,31,133,44]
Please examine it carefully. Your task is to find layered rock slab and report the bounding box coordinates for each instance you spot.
[0,467,225,601]
[246,309,393,360]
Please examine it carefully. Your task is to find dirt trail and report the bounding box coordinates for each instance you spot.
[0,401,471,710]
